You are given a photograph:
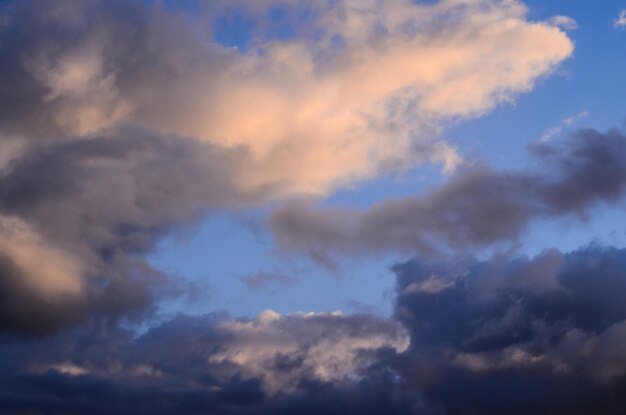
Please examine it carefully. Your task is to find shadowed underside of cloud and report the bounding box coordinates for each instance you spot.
[0,311,413,415]
[2,246,626,414]
[0,127,259,335]
[391,246,626,414]
[271,128,626,264]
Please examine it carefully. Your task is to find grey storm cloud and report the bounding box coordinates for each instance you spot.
[1,246,626,414]
[0,311,412,415]
[0,127,261,335]
[270,127,626,263]
[389,246,626,415]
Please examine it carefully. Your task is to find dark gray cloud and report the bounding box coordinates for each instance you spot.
[2,246,626,414]
[0,126,260,335]
[270,128,626,263]
[0,311,412,415]
[390,246,626,414]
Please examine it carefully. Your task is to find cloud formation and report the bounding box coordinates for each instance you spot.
[3,1,622,413]
[0,310,411,414]
[0,127,253,334]
[0,0,573,195]
[271,127,626,263]
[391,246,626,414]
[0,0,574,335]
[2,246,626,414]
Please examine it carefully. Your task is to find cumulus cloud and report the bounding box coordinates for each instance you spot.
[0,310,411,414]
[270,127,626,263]
[0,127,254,334]
[2,247,626,414]
[208,310,409,394]
[388,246,626,414]
[0,0,573,196]
[0,0,574,335]
[2,1,618,412]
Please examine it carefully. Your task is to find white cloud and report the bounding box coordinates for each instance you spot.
[615,10,626,29]
[19,0,574,198]
[539,110,589,142]
[404,274,454,294]
[548,15,578,30]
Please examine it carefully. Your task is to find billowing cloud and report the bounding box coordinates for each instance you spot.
[0,0,574,335]
[0,127,254,334]
[3,1,621,413]
[2,247,626,414]
[270,127,626,263]
[207,310,409,394]
[390,246,626,414]
[0,310,411,414]
[0,0,573,196]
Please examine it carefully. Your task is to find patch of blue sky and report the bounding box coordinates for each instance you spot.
[148,212,399,318]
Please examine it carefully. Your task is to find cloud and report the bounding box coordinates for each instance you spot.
[270,127,626,263]
[0,0,574,335]
[2,246,626,414]
[0,127,256,334]
[240,271,297,290]
[548,15,578,31]
[0,310,411,414]
[615,10,626,29]
[207,310,409,394]
[539,109,588,142]
[0,0,573,196]
[390,246,626,414]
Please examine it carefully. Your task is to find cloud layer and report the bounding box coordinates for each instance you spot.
[2,246,626,414]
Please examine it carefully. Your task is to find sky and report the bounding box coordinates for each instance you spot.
[1,0,626,414]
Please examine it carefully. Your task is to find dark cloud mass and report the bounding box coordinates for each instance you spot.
[271,128,626,262]
[2,247,626,414]
[0,127,258,335]
[390,246,626,414]
[0,312,413,415]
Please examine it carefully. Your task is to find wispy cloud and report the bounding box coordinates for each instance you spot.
[615,10,626,29]
[549,15,578,30]
[240,271,297,290]
[539,110,589,142]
